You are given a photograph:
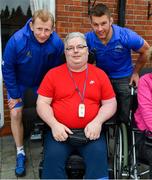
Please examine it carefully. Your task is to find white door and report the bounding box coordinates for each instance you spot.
[0,19,4,128]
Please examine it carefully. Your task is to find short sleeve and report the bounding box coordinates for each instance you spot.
[121,28,144,51]
[37,70,54,98]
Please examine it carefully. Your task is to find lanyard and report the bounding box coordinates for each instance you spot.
[67,65,88,103]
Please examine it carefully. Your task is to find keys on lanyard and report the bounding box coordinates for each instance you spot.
[78,103,85,118]
[67,65,88,118]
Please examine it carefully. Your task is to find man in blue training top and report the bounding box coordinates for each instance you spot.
[2,9,64,177]
[85,3,149,124]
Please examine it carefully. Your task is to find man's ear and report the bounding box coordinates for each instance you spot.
[110,17,113,25]
[51,26,55,33]
[90,17,93,26]
[29,21,33,31]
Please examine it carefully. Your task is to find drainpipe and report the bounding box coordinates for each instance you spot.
[88,0,96,15]
[118,0,126,27]
[88,0,91,15]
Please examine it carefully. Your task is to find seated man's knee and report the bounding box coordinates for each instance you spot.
[43,133,71,162]
[83,138,107,162]
[45,145,68,162]
[91,137,107,153]
[94,145,107,161]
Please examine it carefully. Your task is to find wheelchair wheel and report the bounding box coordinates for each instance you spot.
[114,123,128,179]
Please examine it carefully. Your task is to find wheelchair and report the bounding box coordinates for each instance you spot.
[22,88,116,179]
[113,84,137,179]
[113,67,152,179]
[22,68,152,179]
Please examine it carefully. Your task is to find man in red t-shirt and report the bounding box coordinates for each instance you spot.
[37,32,117,179]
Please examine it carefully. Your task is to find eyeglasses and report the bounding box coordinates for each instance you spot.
[65,45,87,52]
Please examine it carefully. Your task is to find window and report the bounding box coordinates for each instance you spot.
[0,0,32,51]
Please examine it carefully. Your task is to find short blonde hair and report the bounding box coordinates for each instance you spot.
[32,9,54,28]
[147,46,152,62]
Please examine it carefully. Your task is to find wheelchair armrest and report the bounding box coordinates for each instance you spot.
[145,130,152,139]
[104,117,117,127]
[132,127,142,133]
[143,130,152,147]
[146,135,152,140]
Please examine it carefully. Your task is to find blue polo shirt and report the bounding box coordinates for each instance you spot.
[85,24,144,78]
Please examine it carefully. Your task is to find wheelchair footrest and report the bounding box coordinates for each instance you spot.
[30,128,42,140]
[66,155,85,179]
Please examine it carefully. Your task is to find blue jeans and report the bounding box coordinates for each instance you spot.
[110,76,131,124]
[42,131,109,179]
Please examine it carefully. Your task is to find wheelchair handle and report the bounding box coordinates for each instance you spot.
[129,84,137,96]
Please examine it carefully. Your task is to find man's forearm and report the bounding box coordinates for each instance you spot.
[94,99,117,125]
[36,102,57,129]
[134,40,150,74]
[133,54,147,74]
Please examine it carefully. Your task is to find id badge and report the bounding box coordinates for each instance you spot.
[78,103,85,118]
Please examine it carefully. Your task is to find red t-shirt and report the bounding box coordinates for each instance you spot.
[38,64,115,128]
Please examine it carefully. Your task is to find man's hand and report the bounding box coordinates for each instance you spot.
[129,72,139,87]
[8,98,22,109]
[84,119,102,140]
[51,122,73,142]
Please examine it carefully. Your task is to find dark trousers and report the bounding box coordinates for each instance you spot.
[41,131,109,179]
[110,76,131,124]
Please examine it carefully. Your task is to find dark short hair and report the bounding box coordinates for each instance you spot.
[89,3,111,19]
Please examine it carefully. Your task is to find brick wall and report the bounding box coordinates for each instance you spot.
[56,0,118,38]
[1,0,152,136]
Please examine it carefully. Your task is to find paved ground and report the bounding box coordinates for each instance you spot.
[0,133,150,179]
[0,135,42,179]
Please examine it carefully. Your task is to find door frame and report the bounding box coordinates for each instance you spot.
[0,19,4,128]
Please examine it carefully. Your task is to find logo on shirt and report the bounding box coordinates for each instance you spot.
[114,45,124,52]
[89,80,95,85]
[26,51,32,57]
